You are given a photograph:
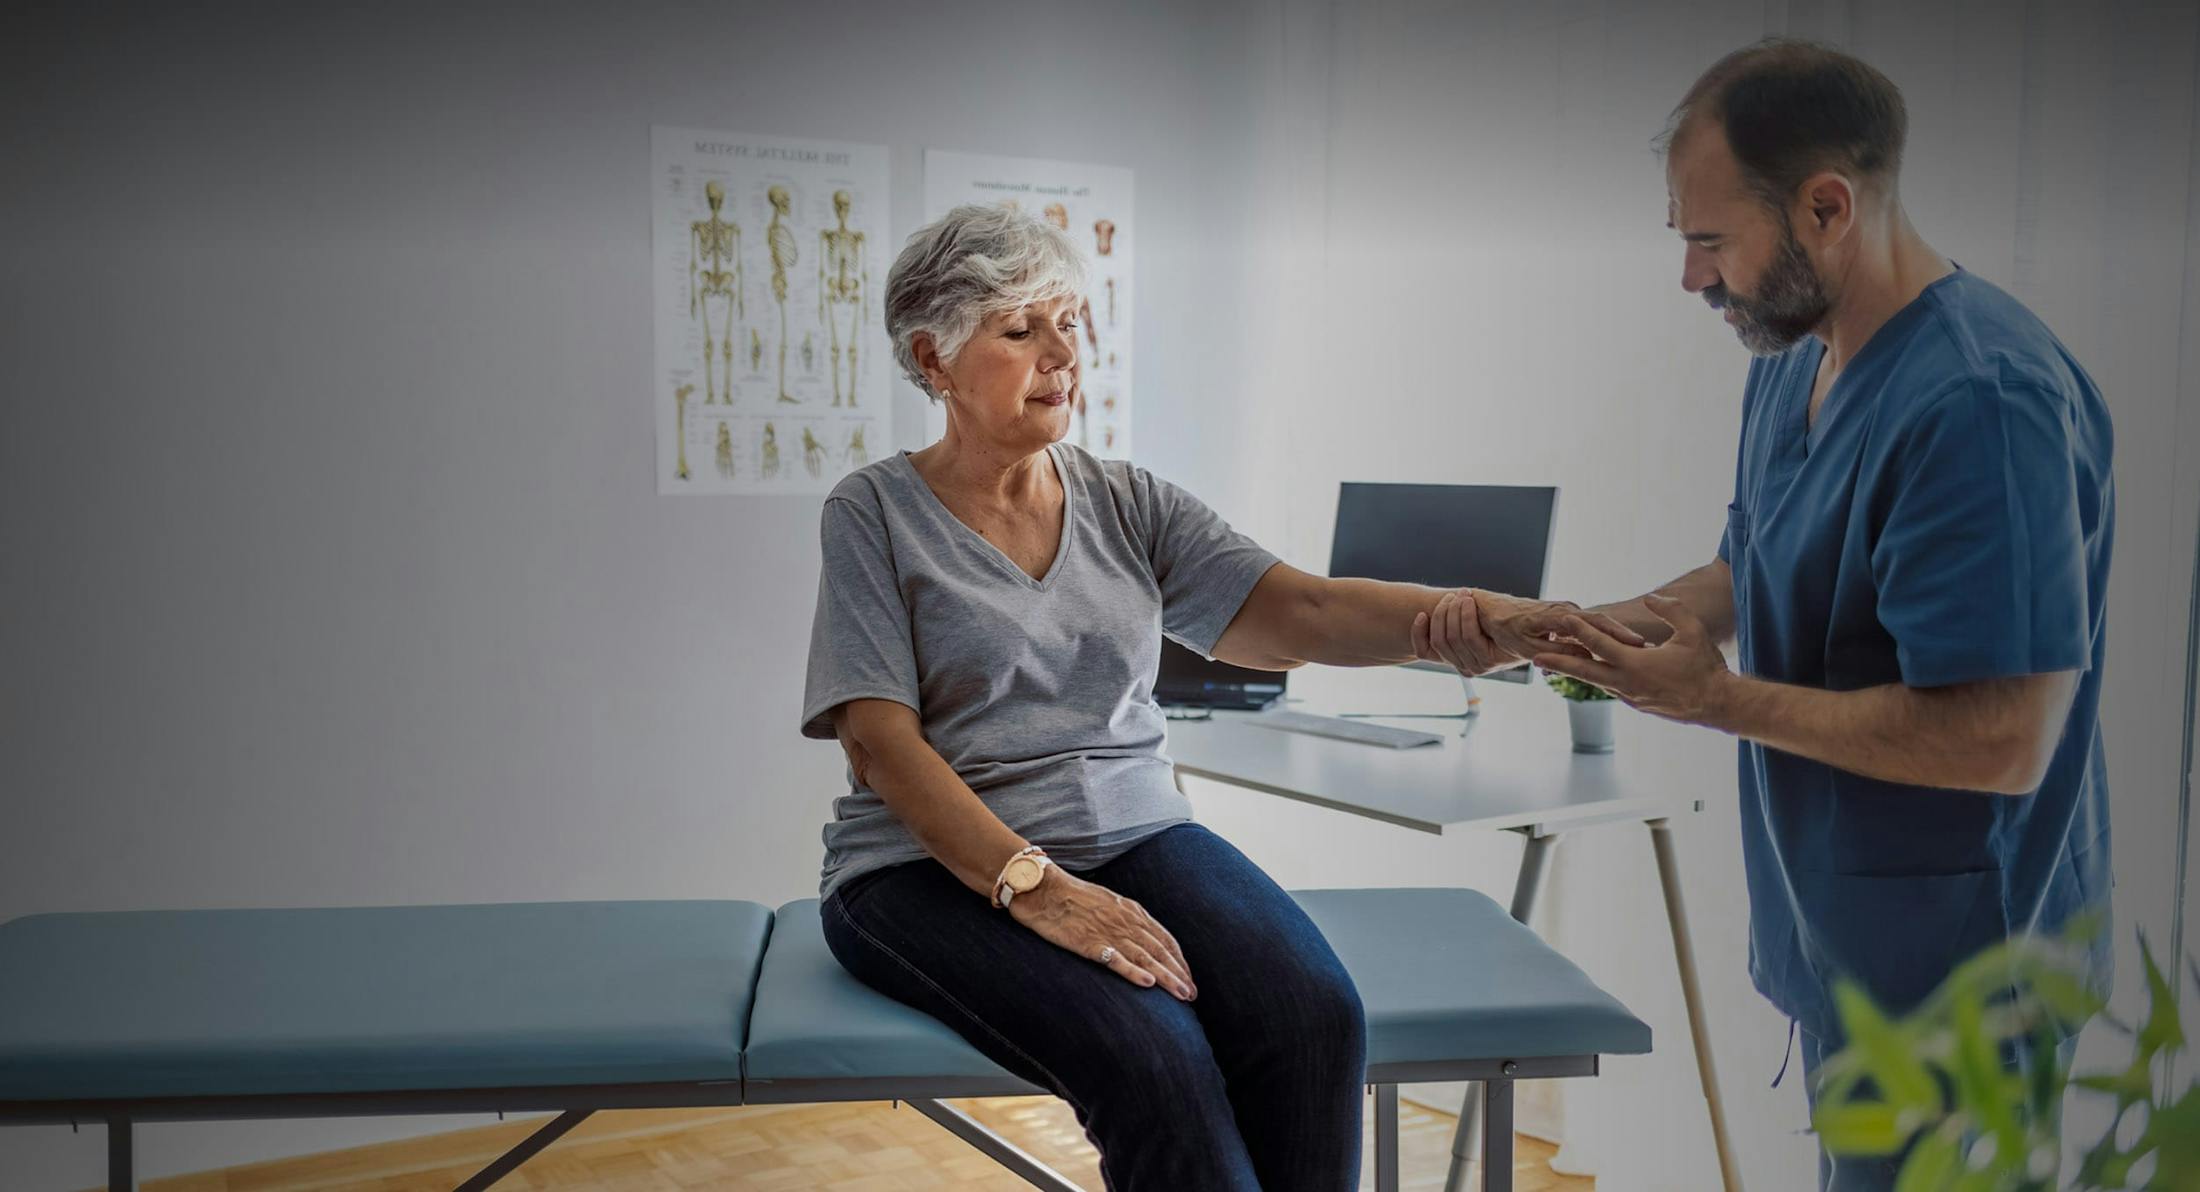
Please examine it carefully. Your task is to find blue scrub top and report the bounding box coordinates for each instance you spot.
[1720,269,2115,1038]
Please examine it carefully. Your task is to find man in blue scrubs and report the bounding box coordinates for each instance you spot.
[1416,39,2114,1190]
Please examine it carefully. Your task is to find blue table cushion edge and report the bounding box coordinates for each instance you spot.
[0,901,771,1102]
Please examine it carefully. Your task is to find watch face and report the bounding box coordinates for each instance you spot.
[1006,856,1044,891]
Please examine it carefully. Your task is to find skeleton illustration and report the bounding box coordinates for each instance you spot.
[749,328,762,372]
[766,185,799,404]
[672,384,694,481]
[801,331,815,373]
[762,423,781,480]
[1106,277,1116,327]
[801,427,824,478]
[846,424,869,468]
[1094,218,1116,256]
[714,421,735,479]
[817,190,868,407]
[688,183,743,405]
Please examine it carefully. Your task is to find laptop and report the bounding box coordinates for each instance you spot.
[1153,638,1287,710]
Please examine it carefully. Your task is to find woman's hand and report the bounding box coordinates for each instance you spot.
[1416,589,1645,676]
[1007,867,1198,1001]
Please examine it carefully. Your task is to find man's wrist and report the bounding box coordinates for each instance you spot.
[1700,669,1756,734]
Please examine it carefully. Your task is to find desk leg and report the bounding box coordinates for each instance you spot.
[1650,817,1744,1192]
[1442,832,1557,1192]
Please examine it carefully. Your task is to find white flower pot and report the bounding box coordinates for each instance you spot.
[1567,699,1616,754]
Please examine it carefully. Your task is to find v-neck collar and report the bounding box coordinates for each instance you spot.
[897,444,1076,591]
[1795,268,1962,457]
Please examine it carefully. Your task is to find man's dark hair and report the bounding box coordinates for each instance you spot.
[1659,38,1908,213]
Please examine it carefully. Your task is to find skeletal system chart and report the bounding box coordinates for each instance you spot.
[653,128,888,494]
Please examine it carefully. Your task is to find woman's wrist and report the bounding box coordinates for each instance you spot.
[1009,864,1069,917]
[989,844,1052,908]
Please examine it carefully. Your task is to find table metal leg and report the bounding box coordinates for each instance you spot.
[107,1116,133,1192]
[908,1099,1087,1192]
[1482,1078,1515,1192]
[1443,831,1558,1192]
[1650,817,1743,1192]
[454,1109,593,1192]
[1374,1083,1401,1192]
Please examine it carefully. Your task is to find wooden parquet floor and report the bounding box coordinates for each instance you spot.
[117,1095,1591,1191]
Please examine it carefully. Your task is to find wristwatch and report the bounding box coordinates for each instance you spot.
[991,846,1053,909]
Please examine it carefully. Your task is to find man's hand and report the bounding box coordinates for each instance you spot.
[1473,589,1646,662]
[1534,594,1733,726]
[1415,589,1644,677]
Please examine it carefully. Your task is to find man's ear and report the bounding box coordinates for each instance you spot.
[1796,170,1857,244]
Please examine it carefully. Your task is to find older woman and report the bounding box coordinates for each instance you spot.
[800,204,1630,1190]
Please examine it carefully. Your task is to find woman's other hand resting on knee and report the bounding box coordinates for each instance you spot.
[1009,864,1197,1001]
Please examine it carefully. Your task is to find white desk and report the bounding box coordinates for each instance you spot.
[1166,675,1743,1192]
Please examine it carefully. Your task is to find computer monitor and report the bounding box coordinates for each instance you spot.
[1327,483,1558,682]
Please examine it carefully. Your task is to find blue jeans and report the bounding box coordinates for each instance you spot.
[821,822,1368,1191]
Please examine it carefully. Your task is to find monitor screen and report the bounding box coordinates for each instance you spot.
[1328,483,1558,679]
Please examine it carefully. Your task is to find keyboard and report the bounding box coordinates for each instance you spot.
[1248,710,1444,750]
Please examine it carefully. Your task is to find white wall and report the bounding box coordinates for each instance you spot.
[3,2,2195,1190]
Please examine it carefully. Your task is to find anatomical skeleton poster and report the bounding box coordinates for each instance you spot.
[652,127,890,494]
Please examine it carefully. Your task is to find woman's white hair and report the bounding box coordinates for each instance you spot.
[886,203,1089,400]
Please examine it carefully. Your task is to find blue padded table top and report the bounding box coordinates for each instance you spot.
[743,887,1649,1096]
[0,901,772,1102]
[1299,888,1651,1066]
[742,899,1043,1097]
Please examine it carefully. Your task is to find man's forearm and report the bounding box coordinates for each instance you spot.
[1703,673,2050,795]
[1590,560,1736,646]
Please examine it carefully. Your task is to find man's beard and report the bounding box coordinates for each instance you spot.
[1704,221,1830,356]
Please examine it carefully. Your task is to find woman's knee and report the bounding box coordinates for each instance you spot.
[1306,964,1368,1046]
[1262,946,1364,1028]
[1232,963,1364,1082]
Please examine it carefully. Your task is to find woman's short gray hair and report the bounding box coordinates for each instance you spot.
[886,203,1090,400]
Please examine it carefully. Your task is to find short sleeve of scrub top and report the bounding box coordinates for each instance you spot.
[1869,378,2093,688]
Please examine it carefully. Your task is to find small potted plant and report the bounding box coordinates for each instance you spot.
[1545,671,1617,753]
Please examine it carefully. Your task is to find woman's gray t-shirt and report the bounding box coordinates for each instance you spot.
[799,443,1280,899]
